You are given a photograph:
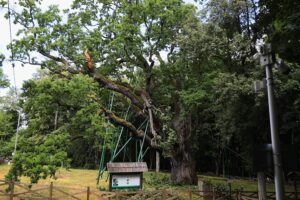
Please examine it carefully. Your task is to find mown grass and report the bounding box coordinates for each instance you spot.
[0,164,108,190]
[0,164,111,199]
[0,164,296,193]
[198,175,296,192]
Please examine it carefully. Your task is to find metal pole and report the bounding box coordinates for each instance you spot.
[13,109,21,155]
[265,64,285,200]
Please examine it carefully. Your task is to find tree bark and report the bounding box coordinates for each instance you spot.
[170,119,197,184]
[169,76,197,185]
[170,154,197,184]
[170,100,197,184]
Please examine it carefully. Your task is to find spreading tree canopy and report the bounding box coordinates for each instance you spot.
[2,0,200,184]
[1,0,299,185]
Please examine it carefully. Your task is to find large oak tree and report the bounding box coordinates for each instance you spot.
[4,0,198,184]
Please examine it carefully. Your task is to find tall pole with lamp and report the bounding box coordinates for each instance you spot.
[258,38,285,200]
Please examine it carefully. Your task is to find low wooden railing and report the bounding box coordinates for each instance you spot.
[0,179,298,199]
[0,180,116,200]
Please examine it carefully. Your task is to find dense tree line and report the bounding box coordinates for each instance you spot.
[0,0,299,184]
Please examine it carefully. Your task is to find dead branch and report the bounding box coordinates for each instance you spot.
[140,92,157,147]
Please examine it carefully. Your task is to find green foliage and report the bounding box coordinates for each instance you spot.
[2,0,199,184]
[5,73,114,183]
[144,172,170,188]
[0,111,14,140]
[257,0,300,64]
[0,110,15,158]
[0,68,9,88]
[155,106,177,156]
[2,0,300,185]
[6,131,70,183]
[0,67,13,159]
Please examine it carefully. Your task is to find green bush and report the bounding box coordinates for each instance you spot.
[144,172,170,187]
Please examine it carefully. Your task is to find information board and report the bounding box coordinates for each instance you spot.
[111,174,141,189]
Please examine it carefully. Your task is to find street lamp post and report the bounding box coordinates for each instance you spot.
[259,42,285,200]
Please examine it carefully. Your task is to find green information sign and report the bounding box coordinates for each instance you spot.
[111,173,141,189]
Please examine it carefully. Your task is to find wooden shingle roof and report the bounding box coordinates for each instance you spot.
[107,162,148,173]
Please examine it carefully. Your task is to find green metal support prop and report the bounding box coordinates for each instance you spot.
[96,92,150,184]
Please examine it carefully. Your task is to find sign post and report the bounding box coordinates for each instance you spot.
[107,162,148,191]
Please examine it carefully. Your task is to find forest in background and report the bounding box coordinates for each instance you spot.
[0,0,299,185]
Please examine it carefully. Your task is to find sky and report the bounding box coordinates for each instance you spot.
[0,0,199,95]
[0,0,73,95]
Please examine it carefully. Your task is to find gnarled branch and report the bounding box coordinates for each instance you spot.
[93,74,144,111]
[100,107,154,147]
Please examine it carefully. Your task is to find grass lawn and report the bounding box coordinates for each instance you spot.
[0,164,296,193]
[0,164,107,190]
[198,175,296,192]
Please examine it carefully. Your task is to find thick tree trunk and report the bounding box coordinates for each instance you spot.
[170,146,197,184]
[170,101,197,185]
[169,77,197,185]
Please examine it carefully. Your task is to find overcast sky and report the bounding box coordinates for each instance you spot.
[0,0,199,95]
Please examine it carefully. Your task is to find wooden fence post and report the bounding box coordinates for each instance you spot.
[235,190,240,200]
[10,180,14,200]
[49,182,53,200]
[116,191,119,200]
[87,186,90,200]
[212,187,216,200]
[189,188,192,200]
[162,189,167,200]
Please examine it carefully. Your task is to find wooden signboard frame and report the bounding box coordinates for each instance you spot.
[107,162,148,191]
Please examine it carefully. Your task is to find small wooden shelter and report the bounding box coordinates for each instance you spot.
[107,162,148,191]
